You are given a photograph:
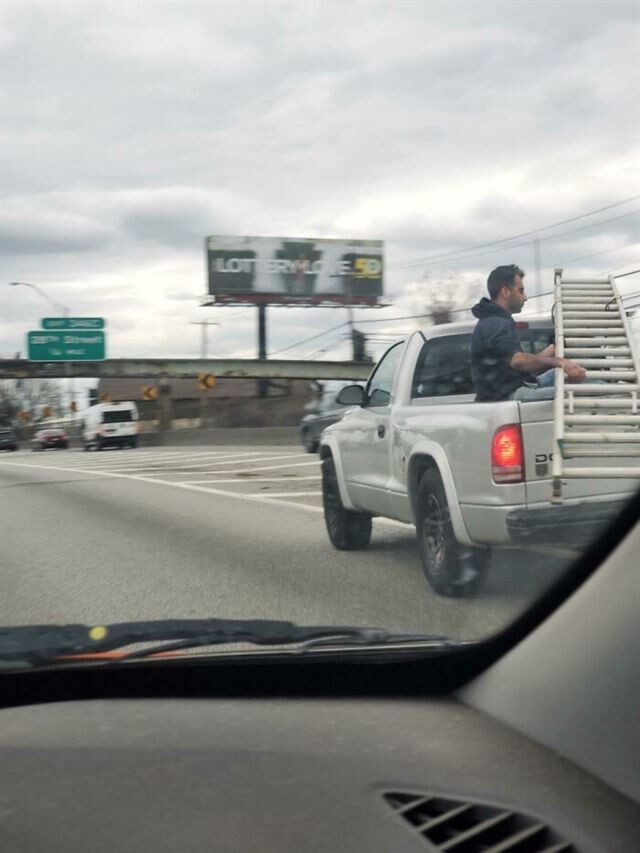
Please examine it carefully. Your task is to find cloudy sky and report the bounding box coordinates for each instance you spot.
[1,0,638,363]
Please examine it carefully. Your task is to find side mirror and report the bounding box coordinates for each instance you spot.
[336,384,365,406]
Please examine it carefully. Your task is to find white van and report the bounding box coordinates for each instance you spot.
[81,402,139,450]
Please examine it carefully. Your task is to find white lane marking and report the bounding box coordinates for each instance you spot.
[80,451,311,474]
[74,449,264,467]
[77,450,285,472]
[245,491,321,498]
[8,449,236,468]
[181,476,322,484]
[2,462,413,531]
[178,460,321,478]
[1,457,580,549]
[0,459,418,533]
[0,458,325,514]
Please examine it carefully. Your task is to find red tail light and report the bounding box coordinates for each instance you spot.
[492,424,524,483]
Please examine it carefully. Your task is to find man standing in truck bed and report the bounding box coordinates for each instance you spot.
[471,264,586,402]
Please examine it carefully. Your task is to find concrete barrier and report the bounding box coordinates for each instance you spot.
[139,426,300,447]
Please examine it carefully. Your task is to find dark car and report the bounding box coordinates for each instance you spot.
[299,387,356,453]
[0,427,18,452]
[31,428,69,451]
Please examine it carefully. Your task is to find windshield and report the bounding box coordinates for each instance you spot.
[0,1,638,669]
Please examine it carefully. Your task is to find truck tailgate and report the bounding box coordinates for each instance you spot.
[519,400,640,504]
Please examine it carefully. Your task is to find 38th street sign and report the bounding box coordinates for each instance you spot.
[27,331,106,361]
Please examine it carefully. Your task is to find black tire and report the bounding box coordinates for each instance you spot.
[129,438,138,449]
[416,467,489,597]
[322,456,372,550]
[301,428,319,453]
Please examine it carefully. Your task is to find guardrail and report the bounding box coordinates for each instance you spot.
[0,358,373,381]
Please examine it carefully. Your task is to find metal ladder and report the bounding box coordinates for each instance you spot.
[552,268,640,502]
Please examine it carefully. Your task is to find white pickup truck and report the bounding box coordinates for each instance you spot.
[320,318,639,596]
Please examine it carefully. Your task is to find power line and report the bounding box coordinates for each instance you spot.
[270,241,637,354]
[388,196,639,271]
[301,345,334,359]
[554,240,638,267]
[350,243,637,327]
[298,329,353,359]
[390,210,639,272]
[269,320,349,356]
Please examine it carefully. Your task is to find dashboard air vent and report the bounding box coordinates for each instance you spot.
[383,791,574,852]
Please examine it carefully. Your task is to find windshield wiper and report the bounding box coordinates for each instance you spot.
[0,618,455,668]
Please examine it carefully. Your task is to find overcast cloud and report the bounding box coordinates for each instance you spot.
[1,0,638,362]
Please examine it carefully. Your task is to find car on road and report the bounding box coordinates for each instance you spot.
[31,428,69,451]
[81,401,139,450]
[0,427,18,452]
[320,320,640,597]
[300,386,360,453]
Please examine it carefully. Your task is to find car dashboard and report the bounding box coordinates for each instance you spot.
[1,694,638,852]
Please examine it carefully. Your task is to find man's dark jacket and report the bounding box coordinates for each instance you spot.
[470,298,536,401]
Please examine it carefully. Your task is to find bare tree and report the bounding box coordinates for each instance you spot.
[0,379,64,424]
[414,271,480,326]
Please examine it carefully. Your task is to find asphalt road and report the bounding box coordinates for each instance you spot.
[0,445,577,641]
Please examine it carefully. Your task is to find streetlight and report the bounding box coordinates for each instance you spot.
[10,281,70,317]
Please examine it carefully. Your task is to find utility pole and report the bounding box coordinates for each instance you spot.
[533,238,541,299]
[347,305,355,360]
[189,320,219,359]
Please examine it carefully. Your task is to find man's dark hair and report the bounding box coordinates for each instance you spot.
[487,264,525,300]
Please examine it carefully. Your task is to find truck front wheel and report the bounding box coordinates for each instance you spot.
[416,468,489,596]
[322,457,372,550]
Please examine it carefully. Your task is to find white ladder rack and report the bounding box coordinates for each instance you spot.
[551,268,640,502]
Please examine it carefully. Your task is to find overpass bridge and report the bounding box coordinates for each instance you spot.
[0,358,373,382]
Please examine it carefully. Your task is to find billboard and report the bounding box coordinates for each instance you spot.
[206,235,383,306]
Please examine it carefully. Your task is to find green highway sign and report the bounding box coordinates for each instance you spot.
[42,317,105,330]
[27,331,106,361]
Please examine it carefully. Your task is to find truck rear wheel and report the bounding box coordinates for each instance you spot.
[416,468,489,597]
[322,457,372,550]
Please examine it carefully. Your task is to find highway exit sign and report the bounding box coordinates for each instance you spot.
[42,317,105,330]
[27,331,106,361]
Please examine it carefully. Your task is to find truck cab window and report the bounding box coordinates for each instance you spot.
[412,335,474,398]
[366,342,403,407]
[519,329,554,354]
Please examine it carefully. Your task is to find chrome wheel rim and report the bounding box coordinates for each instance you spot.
[323,473,341,535]
[422,494,446,575]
